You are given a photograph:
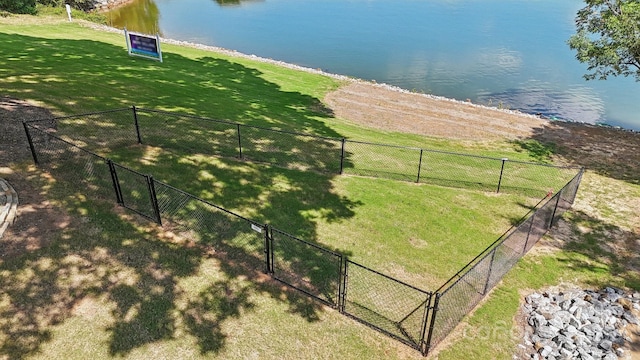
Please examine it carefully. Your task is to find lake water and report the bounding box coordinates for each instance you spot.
[108,0,640,131]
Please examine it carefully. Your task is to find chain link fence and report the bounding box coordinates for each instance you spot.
[23,109,584,357]
[427,170,583,352]
[30,107,580,197]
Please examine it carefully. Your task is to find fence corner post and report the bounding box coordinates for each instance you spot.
[22,122,39,165]
[422,293,440,356]
[132,105,142,144]
[497,158,508,193]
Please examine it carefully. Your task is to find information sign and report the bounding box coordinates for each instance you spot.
[125,29,163,62]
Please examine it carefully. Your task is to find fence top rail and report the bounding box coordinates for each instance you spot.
[346,259,432,295]
[136,107,343,142]
[152,178,261,226]
[26,126,109,161]
[112,162,151,177]
[271,227,343,258]
[506,158,583,170]
[346,139,583,171]
[23,107,133,124]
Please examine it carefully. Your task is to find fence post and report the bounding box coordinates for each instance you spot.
[338,259,348,313]
[339,138,346,175]
[107,159,124,205]
[522,214,536,254]
[263,224,272,274]
[482,249,497,295]
[132,105,142,144]
[416,149,424,183]
[496,158,508,193]
[548,193,561,229]
[422,293,440,356]
[418,293,432,356]
[237,124,243,159]
[146,175,162,225]
[22,122,39,165]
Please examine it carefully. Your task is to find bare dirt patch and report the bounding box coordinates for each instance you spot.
[324,81,548,140]
[0,97,71,259]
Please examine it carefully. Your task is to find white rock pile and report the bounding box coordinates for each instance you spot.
[522,287,640,360]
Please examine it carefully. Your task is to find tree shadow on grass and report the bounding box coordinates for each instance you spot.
[0,168,349,358]
[519,121,640,186]
[548,210,640,291]
[0,31,361,357]
[0,32,338,138]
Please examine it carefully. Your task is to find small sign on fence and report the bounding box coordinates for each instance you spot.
[251,223,263,233]
[125,29,163,62]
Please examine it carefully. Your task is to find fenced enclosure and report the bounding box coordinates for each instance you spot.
[23,108,584,356]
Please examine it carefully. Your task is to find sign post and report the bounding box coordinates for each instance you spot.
[65,4,72,21]
[124,29,163,62]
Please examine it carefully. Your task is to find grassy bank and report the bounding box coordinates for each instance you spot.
[1,13,639,360]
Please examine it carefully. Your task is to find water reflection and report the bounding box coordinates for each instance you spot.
[477,82,606,124]
[213,0,264,7]
[106,0,161,35]
[103,0,640,130]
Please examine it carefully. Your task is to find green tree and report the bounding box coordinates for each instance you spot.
[0,0,36,14]
[568,0,640,81]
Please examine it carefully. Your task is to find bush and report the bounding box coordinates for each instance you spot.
[0,0,37,14]
[35,4,107,24]
[37,0,95,12]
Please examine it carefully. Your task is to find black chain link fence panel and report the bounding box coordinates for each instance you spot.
[342,141,422,182]
[270,228,343,306]
[29,108,138,153]
[486,216,533,289]
[153,180,266,269]
[500,160,578,197]
[419,150,503,191]
[554,171,583,220]
[134,109,343,173]
[343,260,431,348]
[429,250,494,347]
[135,109,240,159]
[25,124,116,201]
[527,194,558,252]
[239,126,343,173]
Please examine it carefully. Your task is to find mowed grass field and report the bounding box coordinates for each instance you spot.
[3,14,635,360]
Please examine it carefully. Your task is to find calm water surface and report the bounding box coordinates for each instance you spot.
[108,0,640,130]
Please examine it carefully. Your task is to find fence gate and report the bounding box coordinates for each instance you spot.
[269,228,343,307]
[110,163,160,223]
[342,260,432,351]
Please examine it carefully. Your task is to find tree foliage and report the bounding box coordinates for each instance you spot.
[37,0,96,12]
[0,0,96,14]
[568,0,640,81]
[0,0,37,14]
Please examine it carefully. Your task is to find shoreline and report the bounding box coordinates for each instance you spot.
[83,22,553,126]
[83,22,640,134]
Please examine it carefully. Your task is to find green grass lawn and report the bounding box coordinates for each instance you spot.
[2,14,636,360]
